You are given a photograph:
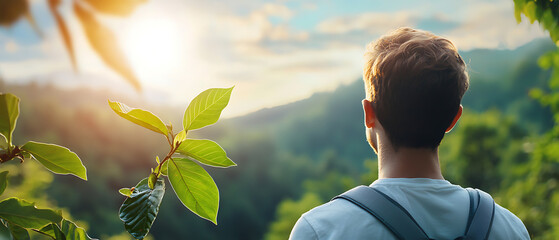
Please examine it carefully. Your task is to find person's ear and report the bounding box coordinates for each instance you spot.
[445,105,463,133]
[362,99,376,128]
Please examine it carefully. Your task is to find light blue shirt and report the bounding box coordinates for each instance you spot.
[290,178,530,240]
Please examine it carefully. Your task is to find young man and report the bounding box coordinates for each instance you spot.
[289,28,530,239]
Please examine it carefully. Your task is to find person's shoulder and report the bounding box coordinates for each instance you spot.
[471,189,530,240]
[289,198,396,240]
[489,202,530,240]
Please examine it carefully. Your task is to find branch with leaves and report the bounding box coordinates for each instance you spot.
[0,93,94,239]
[111,87,236,239]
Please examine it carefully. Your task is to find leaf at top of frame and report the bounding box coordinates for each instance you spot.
[74,2,141,91]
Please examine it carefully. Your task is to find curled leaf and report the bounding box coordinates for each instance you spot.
[74,2,141,91]
[119,178,165,239]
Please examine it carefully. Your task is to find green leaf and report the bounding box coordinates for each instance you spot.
[148,172,157,190]
[0,198,62,229]
[119,188,132,197]
[183,87,233,130]
[0,93,20,146]
[0,220,11,239]
[108,101,168,136]
[159,160,169,176]
[8,223,30,240]
[74,2,141,91]
[177,139,236,168]
[21,141,87,180]
[173,130,187,147]
[38,223,66,240]
[61,219,92,240]
[168,158,219,224]
[0,134,7,150]
[0,171,8,196]
[119,178,165,239]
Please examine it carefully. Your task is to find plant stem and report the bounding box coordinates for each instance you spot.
[0,146,23,163]
[155,130,186,177]
[165,134,173,147]
[155,143,176,177]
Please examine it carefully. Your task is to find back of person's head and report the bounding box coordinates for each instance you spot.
[363,27,469,150]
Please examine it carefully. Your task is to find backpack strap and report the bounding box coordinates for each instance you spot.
[463,188,495,240]
[332,185,430,240]
[333,186,496,240]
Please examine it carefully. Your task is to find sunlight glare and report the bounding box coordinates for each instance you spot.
[123,17,189,87]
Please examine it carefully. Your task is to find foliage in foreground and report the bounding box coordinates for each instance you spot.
[0,93,93,239]
[509,1,559,238]
[0,87,236,240]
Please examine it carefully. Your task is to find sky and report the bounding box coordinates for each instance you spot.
[0,0,549,117]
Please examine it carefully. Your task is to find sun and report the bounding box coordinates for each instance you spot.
[122,17,189,87]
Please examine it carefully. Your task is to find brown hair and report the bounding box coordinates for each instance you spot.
[363,27,469,149]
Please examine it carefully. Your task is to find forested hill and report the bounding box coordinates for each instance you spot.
[461,38,556,81]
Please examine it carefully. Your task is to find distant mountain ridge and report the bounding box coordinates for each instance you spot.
[460,38,556,81]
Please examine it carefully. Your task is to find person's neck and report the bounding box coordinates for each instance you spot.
[377,146,444,179]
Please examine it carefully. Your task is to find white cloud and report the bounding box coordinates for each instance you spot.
[317,11,417,35]
[0,58,66,79]
[204,2,304,46]
[444,1,547,50]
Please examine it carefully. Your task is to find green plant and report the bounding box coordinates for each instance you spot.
[111,87,236,239]
[505,2,559,238]
[0,93,93,239]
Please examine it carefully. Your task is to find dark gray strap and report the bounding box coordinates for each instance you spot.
[333,186,430,240]
[464,189,495,240]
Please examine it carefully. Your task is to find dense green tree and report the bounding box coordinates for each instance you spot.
[440,110,528,192]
